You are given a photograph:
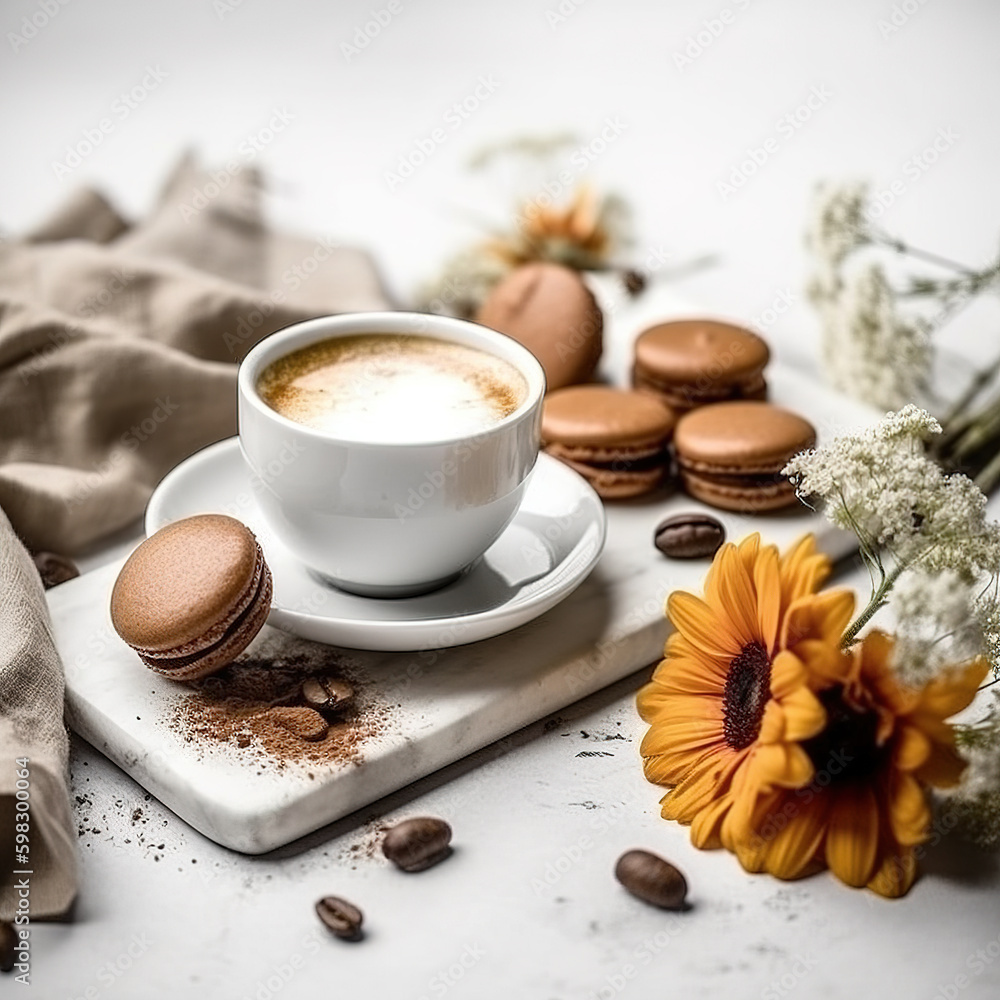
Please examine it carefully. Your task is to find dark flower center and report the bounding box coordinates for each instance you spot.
[801,687,886,782]
[723,641,772,750]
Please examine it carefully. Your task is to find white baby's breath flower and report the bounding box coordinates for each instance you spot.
[890,569,988,686]
[805,179,870,287]
[820,262,931,409]
[784,405,999,578]
[942,696,1000,849]
[805,181,931,409]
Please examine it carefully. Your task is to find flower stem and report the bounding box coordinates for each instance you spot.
[870,232,979,276]
[940,347,1000,431]
[841,562,906,648]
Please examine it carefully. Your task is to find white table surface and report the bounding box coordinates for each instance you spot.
[5,1,1000,997]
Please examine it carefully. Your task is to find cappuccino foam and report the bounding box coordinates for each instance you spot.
[256,334,528,442]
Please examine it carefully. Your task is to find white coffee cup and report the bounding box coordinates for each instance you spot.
[238,311,545,597]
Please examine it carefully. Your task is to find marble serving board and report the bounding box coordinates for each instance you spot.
[46,362,874,855]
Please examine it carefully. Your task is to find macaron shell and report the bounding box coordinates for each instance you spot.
[553,452,669,499]
[111,514,261,651]
[475,262,603,390]
[634,319,770,386]
[542,385,676,449]
[673,401,816,472]
[140,559,273,682]
[679,472,799,512]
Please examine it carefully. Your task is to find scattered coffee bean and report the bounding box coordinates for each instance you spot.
[33,551,80,589]
[622,268,647,296]
[0,921,15,972]
[615,849,688,910]
[654,513,725,559]
[382,817,453,872]
[264,706,328,742]
[301,676,354,714]
[315,896,364,941]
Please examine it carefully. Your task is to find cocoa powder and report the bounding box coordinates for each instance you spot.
[167,631,391,770]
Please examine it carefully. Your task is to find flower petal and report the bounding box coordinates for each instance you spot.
[779,686,827,742]
[825,785,879,887]
[690,793,733,849]
[769,650,808,699]
[763,800,828,880]
[706,544,761,646]
[887,772,931,846]
[915,660,990,720]
[893,724,932,772]
[867,846,917,898]
[668,592,741,659]
[782,589,855,650]
[753,546,781,654]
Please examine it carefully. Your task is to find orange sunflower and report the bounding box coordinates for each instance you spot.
[722,630,987,897]
[637,533,854,849]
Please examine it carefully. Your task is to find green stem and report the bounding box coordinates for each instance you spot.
[841,562,906,648]
[940,348,1000,433]
[870,232,980,275]
[975,447,1000,495]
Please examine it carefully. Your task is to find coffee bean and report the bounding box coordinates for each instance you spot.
[654,513,725,559]
[33,551,80,589]
[0,921,16,973]
[264,706,328,742]
[382,817,453,872]
[315,896,363,941]
[301,676,354,714]
[614,849,688,909]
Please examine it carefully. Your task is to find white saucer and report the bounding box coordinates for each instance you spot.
[144,438,606,651]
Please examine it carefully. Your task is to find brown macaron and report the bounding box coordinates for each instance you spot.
[633,319,770,412]
[110,514,273,682]
[475,262,603,391]
[542,385,676,499]
[673,401,816,512]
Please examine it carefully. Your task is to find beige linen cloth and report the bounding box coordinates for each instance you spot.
[0,155,390,919]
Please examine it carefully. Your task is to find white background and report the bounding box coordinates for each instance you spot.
[3,1,1000,998]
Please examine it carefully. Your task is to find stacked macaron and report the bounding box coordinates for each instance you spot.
[541,386,676,499]
[476,262,813,511]
[633,319,770,412]
[110,514,273,681]
[672,401,816,512]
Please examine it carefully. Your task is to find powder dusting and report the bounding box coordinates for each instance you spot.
[168,630,392,772]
